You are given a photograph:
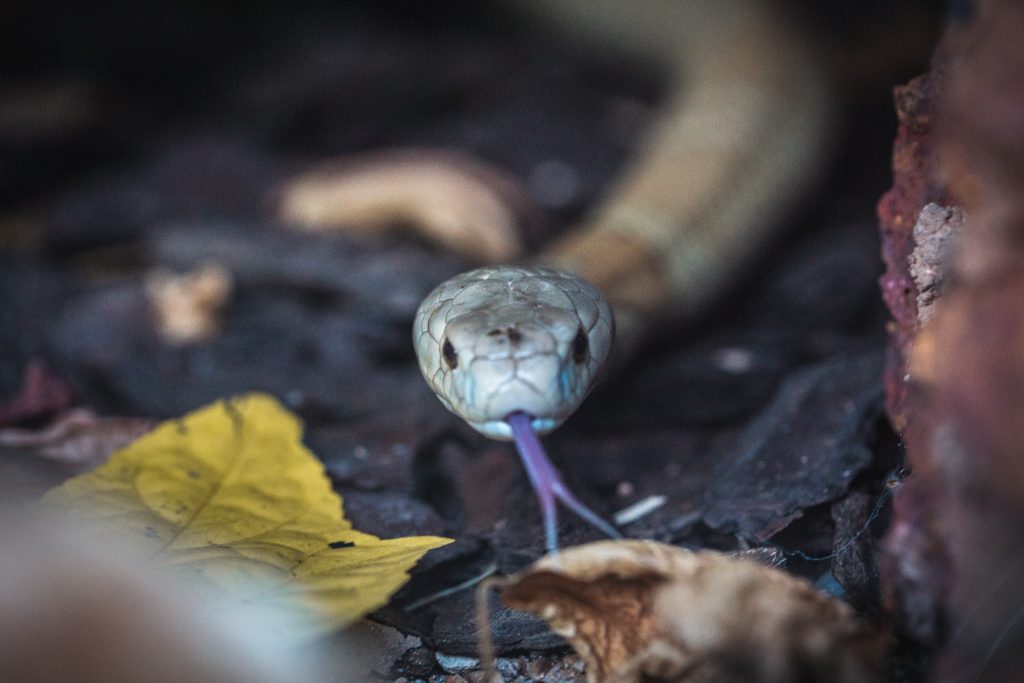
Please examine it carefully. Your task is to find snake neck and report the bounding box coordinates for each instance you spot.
[529,1,833,361]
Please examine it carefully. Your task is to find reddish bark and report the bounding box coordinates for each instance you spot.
[876,66,955,651]
[876,71,950,433]
[879,2,1024,679]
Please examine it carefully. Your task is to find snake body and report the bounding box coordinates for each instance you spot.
[409,2,830,550]
[413,266,613,440]
[507,0,832,359]
[264,0,831,549]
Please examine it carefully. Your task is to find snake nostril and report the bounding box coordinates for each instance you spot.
[442,338,458,369]
[572,326,589,364]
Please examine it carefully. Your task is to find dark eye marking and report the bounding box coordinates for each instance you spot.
[442,338,458,369]
[572,327,589,364]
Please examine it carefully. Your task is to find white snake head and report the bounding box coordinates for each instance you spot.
[413,266,614,440]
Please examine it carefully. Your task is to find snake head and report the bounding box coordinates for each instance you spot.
[413,266,614,440]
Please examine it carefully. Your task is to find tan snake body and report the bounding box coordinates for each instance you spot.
[525,0,832,358]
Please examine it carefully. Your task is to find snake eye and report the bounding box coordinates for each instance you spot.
[572,327,589,364]
[442,338,458,369]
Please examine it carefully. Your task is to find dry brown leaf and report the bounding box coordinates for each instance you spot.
[273,149,534,263]
[0,408,154,470]
[145,262,233,345]
[0,361,74,426]
[497,540,886,683]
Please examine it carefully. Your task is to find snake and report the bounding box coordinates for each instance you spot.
[235,0,837,553]
[413,265,620,553]
[413,266,613,440]
[407,1,832,553]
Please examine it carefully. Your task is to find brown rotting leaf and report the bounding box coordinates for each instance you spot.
[273,149,537,263]
[494,540,886,683]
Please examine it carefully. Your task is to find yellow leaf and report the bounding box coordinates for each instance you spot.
[38,393,451,635]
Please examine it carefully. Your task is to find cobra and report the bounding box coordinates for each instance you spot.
[413,265,620,552]
[406,2,830,553]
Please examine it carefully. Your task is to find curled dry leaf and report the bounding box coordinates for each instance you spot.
[0,408,155,470]
[497,541,886,683]
[145,262,233,345]
[274,149,535,263]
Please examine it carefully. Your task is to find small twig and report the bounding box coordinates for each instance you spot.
[405,562,499,611]
[613,495,667,526]
[476,574,512,683]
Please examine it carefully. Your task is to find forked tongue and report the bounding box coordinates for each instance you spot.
[506,411,622,555]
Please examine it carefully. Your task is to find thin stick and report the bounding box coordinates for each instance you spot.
[476,575,510,683]
[405,562,498,611]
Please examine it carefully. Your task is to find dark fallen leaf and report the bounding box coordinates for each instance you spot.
[702,350,884,542]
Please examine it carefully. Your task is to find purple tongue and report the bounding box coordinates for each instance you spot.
[506,411,622,554]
